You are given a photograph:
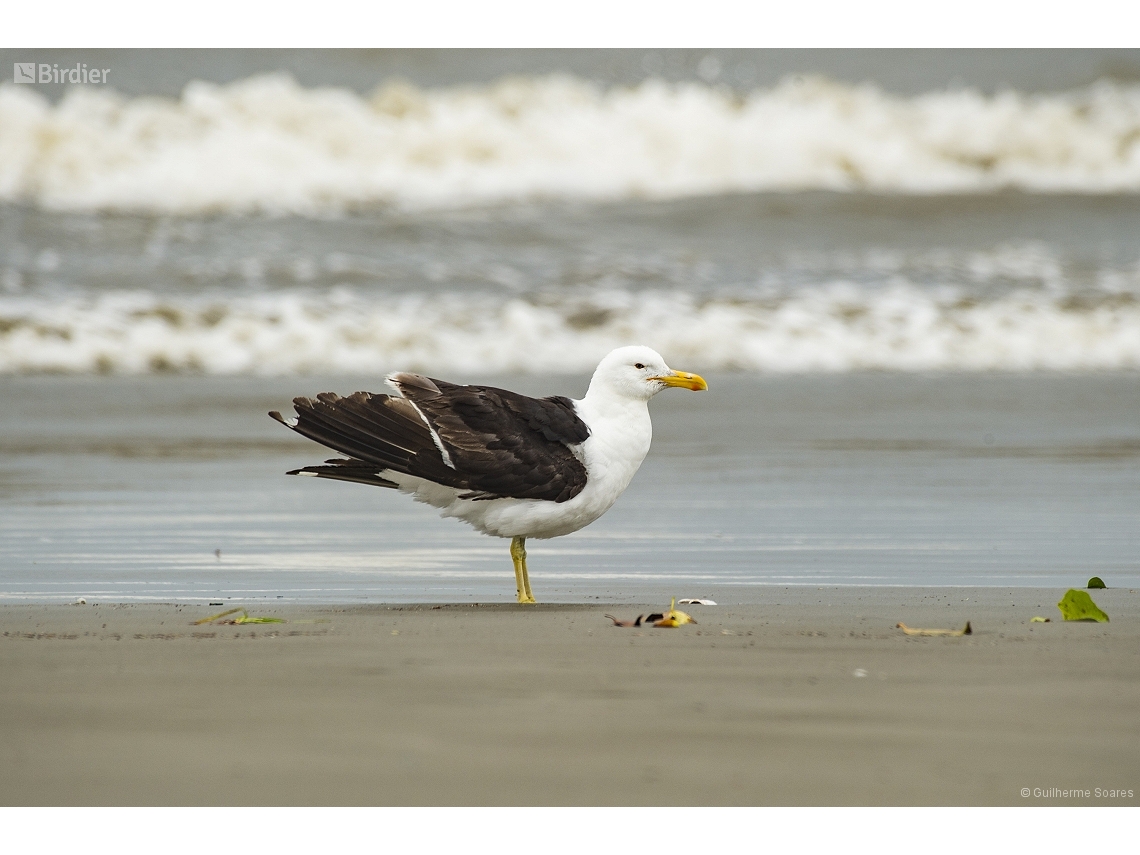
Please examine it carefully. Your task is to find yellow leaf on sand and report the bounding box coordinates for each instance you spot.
[654,598,697,628]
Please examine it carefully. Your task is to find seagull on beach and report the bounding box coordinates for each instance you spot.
[269,345,707,603]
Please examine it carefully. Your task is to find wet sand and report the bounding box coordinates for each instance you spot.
[2,587,1137,806]
[5,372,1140,602]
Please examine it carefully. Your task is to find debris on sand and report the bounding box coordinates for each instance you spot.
[1087,576,1106,589]
[193,608,242,625]
[605,598,698,628]
[192,608,285,626]
[1057,589,1109,622]
[227,612,285,625]
[654,598,697,628]
[604,614,645,627]
[896,621,972,637]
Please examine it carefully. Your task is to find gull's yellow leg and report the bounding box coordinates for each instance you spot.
[510,536,536,604]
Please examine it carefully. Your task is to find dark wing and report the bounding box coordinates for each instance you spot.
[269,375,590,503]
[269,391,464,491]
[390,374,590,503]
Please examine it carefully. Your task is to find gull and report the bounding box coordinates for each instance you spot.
[270,345,707,603]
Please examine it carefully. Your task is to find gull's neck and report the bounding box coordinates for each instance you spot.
[579,378,652,414]
[578,378,652,421]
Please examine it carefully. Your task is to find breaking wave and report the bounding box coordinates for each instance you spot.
[4,283,1140,374]
[5,73,1140,214]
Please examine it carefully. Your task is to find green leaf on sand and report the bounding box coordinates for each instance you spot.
[1087,576,1106,589]
[193,607,242,625]
[1057,589,1109,622]
[192,608,285,625]
[233,613,285,624]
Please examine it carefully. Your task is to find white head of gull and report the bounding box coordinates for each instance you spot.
[270,345,707,603]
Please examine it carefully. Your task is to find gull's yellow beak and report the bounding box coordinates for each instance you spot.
[652,370,708,391]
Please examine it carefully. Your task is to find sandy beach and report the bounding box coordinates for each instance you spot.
[2,587,1136,806]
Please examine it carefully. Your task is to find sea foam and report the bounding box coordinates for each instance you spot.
[4,283,1140,375]
[4,73,1140,214]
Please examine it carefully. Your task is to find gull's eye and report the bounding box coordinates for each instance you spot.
[634,363,645,370]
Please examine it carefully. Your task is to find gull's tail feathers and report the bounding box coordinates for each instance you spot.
[269,391,459,488]
[286,459,401,489]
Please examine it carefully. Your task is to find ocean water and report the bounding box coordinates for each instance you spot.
[4,193,1140,375]
[7,72,1140,214]
[2,53,1139,601]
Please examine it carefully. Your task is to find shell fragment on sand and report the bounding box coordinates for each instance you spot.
[677,598,716,605]
[896,621,972,637]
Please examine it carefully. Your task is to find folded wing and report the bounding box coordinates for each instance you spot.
[270,375,590,503]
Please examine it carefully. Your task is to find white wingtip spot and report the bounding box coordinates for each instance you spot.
[297,471,319,477]
[286,417,299,427]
